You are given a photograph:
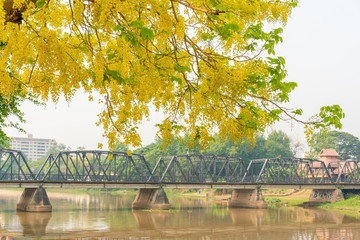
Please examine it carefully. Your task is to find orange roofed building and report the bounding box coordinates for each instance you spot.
[311,149,340,169]
[318,149,354,177]
[319,149,341,166]
[306,149,353,178]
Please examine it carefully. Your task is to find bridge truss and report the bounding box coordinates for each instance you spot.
[1,148,360,185]
[0,149,35,180]
[243,158,333,184]
[36,151,153,182]
[148,155,248,183]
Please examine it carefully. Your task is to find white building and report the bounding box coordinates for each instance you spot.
[10,134,57,161]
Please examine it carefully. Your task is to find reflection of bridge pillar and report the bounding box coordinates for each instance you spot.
[17,211,52,236]
[132,188,171,210]
[309,189,344,203]
[16,188,52,212]
[228,208,266,226]
[228,189,267,208]
[132,210,170,229]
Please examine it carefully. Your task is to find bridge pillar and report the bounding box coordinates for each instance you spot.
[309,189,344,203]
[132,188,171,210]
[16,188,52,212]
[228,189,267,209]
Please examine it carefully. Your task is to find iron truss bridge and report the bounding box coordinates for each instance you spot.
[1,149,360,188]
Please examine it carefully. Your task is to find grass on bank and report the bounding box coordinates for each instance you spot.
[317,195,360,217]
[264,189,311,207]
[265,196,309,207]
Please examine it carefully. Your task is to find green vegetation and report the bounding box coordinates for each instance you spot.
[132,130,294,166]
[265,196,308,207]
[27,130,295,174]
[266,198,281,204]
[317,195,360,213]
[0,90,28,148]
[308,130,360,159]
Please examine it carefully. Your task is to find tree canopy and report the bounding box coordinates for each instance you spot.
[309,131,360,160]
[133,130,294,165]
[0,0,344,149]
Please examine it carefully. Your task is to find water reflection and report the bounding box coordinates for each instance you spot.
[132,210,170,229]
[17,212,52,236]
[228,208,266,227]
[0,190,360,239]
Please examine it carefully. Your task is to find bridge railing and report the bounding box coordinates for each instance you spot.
[148,155,248,183]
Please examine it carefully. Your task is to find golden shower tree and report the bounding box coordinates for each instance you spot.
[0,0,344,148]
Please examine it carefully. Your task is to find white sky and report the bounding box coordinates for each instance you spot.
[272,0,360,148]
[4,0,360,151]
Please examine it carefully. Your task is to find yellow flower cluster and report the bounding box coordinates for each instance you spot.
[0,0,298,149]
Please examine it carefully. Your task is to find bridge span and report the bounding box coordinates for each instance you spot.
[1,149,359,211]
[1,181,360,190]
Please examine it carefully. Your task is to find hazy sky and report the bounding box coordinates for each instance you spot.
[4,0,360,151]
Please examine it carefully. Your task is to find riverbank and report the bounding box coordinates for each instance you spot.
[264,189,311,207]
[177,188,360,218]
[316,195,360,219]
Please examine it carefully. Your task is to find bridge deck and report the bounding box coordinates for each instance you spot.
[0,180,358,190]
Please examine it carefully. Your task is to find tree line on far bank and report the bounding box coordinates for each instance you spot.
[114,130,360,165]
[27,130,360,173]
[116,130,294,166]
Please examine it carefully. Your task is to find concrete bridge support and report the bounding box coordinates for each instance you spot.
[132,188,171,210]
[16,188,52,212]
[309,189,344,203]
[228,189,267,209]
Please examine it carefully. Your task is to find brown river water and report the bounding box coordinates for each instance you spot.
[0,189,360,239]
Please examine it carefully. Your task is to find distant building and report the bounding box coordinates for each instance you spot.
[319,149,341,166]
[311,149,341,169]
[10,134,57,161]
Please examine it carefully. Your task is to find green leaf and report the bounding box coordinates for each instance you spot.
[201,33,215,41]
[106,49,119,61]
[317,105,345,130]
[104,69,135,85]
[291,109,303,115]
[122,31,140,48]
[0,41,7,50]
[104,69,124,84]
[140,27,154,41]
[226,23,240,32]
[36,0,46,8]
[173,63,191,73]
[170,76,183,85]
[129,20,143,29]
[113,25,124,32]
[27,58,36,65]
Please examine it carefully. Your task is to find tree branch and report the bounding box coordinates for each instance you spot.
[172,0,225,15]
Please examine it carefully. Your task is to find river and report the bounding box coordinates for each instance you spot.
[0,189,360,239]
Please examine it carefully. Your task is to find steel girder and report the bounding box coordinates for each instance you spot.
[36,150,153,182]
[3,147,360,185]
[243,158,334,184]
[148,155,247,183]
[0,149,35,180]
[326,160,360,184]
